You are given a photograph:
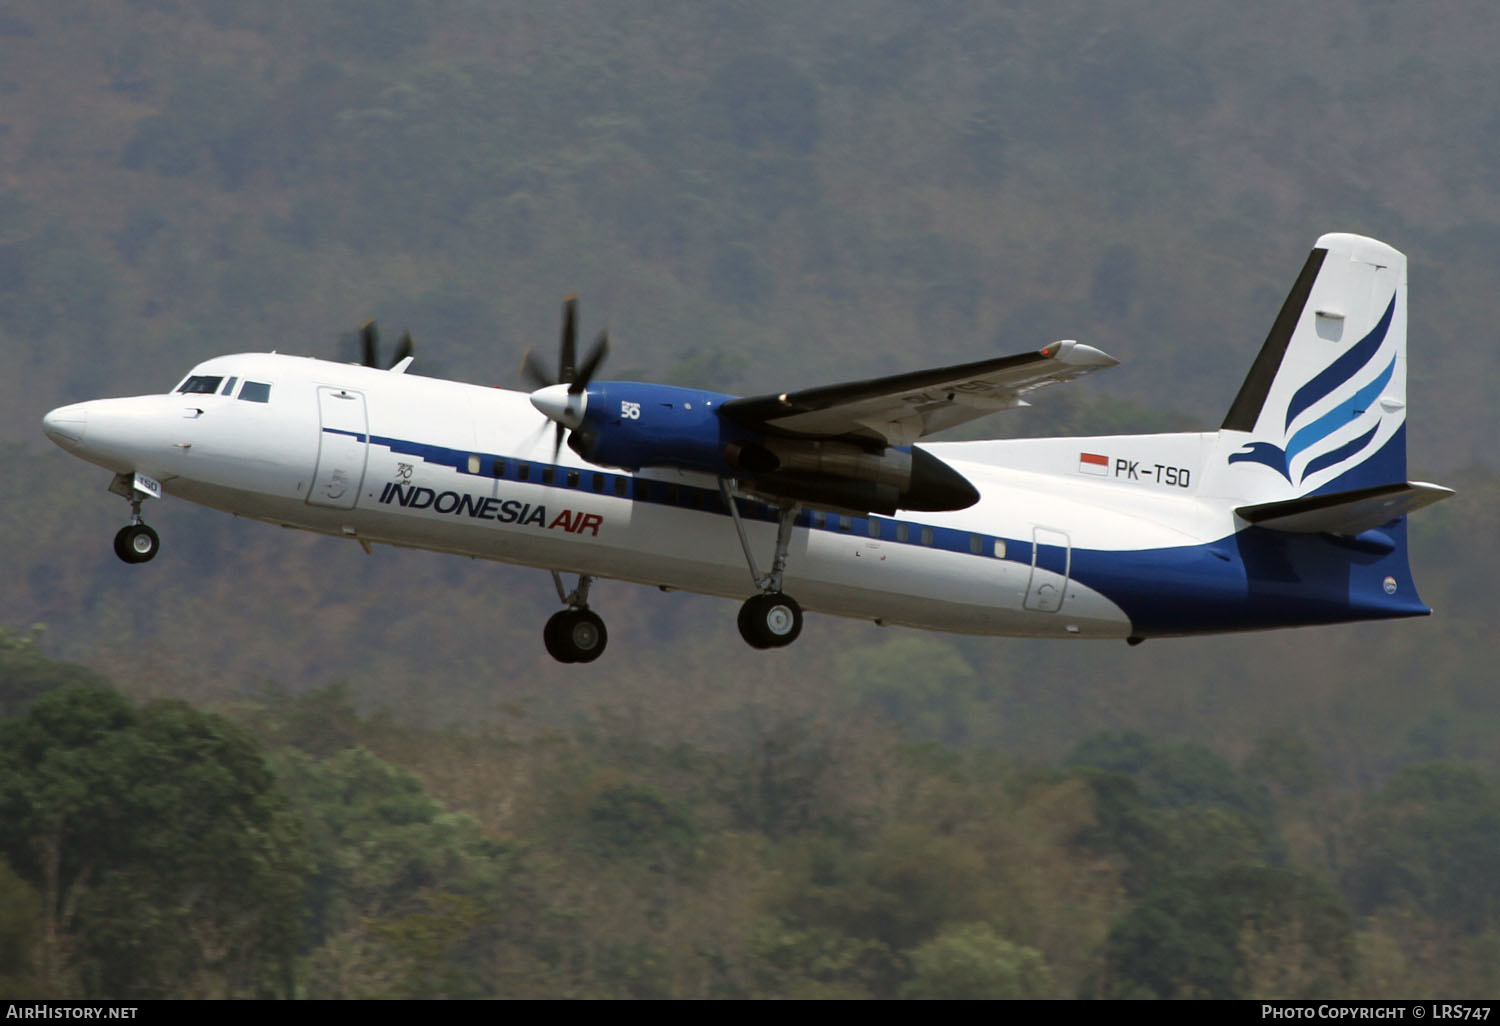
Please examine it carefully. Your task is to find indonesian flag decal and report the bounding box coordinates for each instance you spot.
[1078,452,1109,476]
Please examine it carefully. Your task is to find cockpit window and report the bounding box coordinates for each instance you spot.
[219,376,238,396]
[238,381,272,403]
[177,375,224,395]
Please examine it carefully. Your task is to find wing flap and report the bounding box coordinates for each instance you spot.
[719,340,1117,445]
[1236,481,1453,534]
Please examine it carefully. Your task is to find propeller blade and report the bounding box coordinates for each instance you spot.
[360,320,379,368]
[391,329,415,366]
[522,411,553,450]
[521,348,555,390]
[570,330,609,394]
[552,422,565,461]
[559,295,578,384]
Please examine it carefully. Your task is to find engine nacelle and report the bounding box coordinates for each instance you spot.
[568,381,978,514]
[726,437,976,515]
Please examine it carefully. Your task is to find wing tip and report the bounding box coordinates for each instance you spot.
[1044,339,1119,368]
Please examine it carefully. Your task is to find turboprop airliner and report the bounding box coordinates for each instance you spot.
[42,233,1451,662]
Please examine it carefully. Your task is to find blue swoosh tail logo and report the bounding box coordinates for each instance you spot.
[1230,292,1397,486]
[1284,296,1394,430]
[1229,441,1290,481]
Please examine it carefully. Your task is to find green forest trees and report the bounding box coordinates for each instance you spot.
[1,639,1499,997]
[274,745,514,999]
[0,685,305,997]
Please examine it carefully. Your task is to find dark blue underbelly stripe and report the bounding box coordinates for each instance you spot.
[323,427,1427,633]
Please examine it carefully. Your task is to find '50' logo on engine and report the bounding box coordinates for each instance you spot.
[621,401,641,420]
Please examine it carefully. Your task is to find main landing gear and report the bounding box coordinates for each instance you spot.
[109,475,160,564]
[543,571,607,663]
[719,479,804,650]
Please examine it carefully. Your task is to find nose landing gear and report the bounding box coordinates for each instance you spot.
[108,473,161,564]
[114,523,160,564]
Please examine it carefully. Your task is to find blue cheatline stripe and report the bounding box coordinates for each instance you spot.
[324,428,1034,565]
[326,427,1428,630]
[1283,294,1395,431]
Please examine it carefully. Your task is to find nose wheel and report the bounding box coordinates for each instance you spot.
[543,571,607,663]
[109,475,161,564]
[114,523,160,564]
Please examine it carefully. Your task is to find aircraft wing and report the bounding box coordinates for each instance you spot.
[717,340,1118,446]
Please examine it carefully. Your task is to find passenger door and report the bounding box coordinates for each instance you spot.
[308,386,368,509]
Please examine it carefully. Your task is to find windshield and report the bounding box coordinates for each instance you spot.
[177,375,224,395]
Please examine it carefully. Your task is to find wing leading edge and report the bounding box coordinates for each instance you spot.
[718,340,1118,446]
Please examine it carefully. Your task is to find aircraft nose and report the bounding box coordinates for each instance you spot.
[42,403,88,447]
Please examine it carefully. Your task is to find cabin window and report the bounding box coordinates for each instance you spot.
[592,474,605,493]
[614,477,628,497]
[993,539,1006,558]
[566,469,580,488]
[517,464,531,482]
[837,515,851,533]
[219,376,238,396]
[468,455,482,474]
[969,534,983,555]
[541,467,555,485]
[177,375,223,395]
[238,381,272,403]
[811,511,826,529]
[666,484,679,505]
[867,519,881,538]
[920,526,934,546]
[896,523,909,543]
[492,459,506,479]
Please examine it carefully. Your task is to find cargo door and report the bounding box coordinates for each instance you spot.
[1024,527,1071,613]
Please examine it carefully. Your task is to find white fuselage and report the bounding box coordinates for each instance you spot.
[49,352,1267,640]
[43,233,1441,651]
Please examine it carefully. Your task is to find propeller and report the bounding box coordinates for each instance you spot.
[522,296,609,458]
[357,320,416,370]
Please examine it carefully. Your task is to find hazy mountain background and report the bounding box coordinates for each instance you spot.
[1,0,1498,997]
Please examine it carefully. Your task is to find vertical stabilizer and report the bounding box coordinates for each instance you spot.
[1220,233,1407,499]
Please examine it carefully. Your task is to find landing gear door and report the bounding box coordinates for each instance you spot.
[309,387,368,509]
[1024,527,1071,613]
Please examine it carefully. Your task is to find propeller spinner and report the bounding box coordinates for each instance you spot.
[523,296,608,458]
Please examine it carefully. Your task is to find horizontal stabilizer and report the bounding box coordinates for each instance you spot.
[1236,481,1453,534]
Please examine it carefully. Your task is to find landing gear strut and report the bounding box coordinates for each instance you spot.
[109,476,160,564]
[719,479,804,650]
[543,571,607,663]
